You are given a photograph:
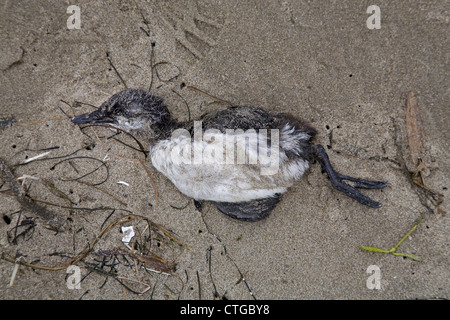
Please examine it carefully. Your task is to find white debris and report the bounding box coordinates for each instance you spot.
[117,181,130,186]
[17,175,40,181]
[22,151,52,164]
[142,266,171,276]
[121,226,135,249]
[9,263,20,287]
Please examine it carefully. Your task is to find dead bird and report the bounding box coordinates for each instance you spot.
[72,89,386,221]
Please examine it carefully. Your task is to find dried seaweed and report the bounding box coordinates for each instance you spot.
[80,124,149,158]
[52,156,109,186]
[360,213,424,261]
[1,213,186,274]
[187,85,233,105]
[153,61,181,83]
[7,211,37,244]
[106,52,128,89]
[0,157,69,232]
[0,116,16,129]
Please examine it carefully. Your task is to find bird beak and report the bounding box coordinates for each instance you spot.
[71,108,113,125]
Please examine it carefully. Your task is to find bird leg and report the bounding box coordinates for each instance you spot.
[314,144,387,208]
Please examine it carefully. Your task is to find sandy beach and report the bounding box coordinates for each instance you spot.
[0,1,448,300]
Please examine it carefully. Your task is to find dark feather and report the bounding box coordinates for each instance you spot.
[212,194,281,222]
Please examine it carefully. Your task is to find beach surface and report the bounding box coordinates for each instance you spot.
[0,1,448,299]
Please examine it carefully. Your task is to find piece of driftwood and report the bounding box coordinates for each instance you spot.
[404,91,429,172]
[403,92,444,213]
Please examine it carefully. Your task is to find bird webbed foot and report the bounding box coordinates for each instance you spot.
[314,144,386,208]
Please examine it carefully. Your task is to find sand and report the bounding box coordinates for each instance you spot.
[0,0,448,300]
